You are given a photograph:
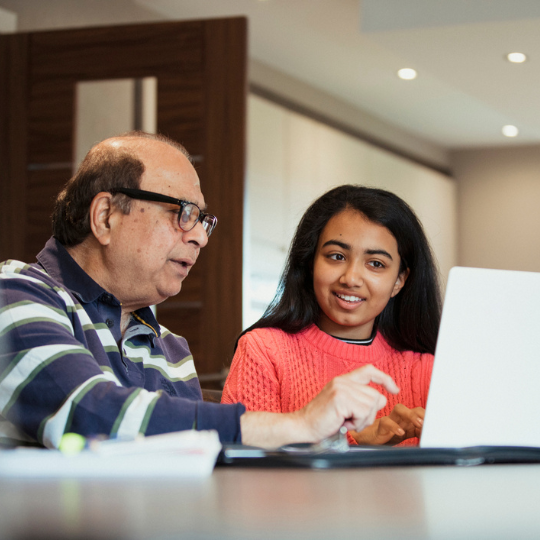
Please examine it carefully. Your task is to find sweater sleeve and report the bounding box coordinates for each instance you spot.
[222,330,283,413]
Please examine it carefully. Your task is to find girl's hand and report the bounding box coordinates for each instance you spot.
[350,404,425,446]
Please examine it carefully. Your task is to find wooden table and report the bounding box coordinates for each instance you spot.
[1,464,540,539]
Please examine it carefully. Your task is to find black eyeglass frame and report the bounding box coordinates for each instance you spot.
[110,187,217,237]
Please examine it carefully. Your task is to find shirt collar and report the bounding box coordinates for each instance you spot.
[36,237,161,336]
[37,237,107,304]
[125,308,161,341]
[132,308,161,338]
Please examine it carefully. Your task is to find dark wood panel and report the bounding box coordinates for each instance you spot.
[26,169,72,261]
[29,22,203,81]
[200,18,247,371]
[0,34,29,262]
[155,306,202,365]
[157,72,204,158]
[27,79,74,164]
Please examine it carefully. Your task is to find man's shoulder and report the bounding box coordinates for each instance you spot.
[0,259,54,286]
[1,259,39,275]
[0,258,73,306]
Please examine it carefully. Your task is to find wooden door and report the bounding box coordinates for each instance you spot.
[0,19,247,383]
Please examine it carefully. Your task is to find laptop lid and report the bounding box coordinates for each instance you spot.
[420,266,540,448]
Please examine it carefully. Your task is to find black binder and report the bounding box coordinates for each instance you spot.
[218,444,540,469]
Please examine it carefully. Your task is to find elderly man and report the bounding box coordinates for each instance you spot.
[0,132,397,449]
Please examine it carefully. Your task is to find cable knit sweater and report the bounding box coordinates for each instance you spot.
[222,324,434,446]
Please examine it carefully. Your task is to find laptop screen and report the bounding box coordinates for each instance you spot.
[421,266,540,448]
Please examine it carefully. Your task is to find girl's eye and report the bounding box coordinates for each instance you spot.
[328,253,345,261]
[369,260,385,269]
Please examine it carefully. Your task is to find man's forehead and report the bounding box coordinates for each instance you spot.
[140,146,205,205]
[102,136,206,206]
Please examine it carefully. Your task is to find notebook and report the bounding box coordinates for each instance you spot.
[420,266,540,448]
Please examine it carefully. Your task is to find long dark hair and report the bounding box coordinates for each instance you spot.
[243,184,442,354]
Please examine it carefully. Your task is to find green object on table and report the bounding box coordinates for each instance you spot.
[59,433,86,455]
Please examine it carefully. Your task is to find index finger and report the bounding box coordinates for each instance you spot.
[346,364,400,394]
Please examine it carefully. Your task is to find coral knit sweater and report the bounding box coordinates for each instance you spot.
[222,324,434,446]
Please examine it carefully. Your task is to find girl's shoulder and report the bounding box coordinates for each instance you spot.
[376,333,434,364]
[235,327,315,370]
[239,326,310,349]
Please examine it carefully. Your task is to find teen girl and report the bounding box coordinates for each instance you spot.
[222,185,442,445]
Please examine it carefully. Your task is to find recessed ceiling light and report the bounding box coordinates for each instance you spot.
[506,52,527,63]
[397,68,417,80]
[502,125,519,137]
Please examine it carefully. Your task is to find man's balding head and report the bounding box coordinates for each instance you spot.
[52,132,190,247]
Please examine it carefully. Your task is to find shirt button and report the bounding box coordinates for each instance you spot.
[106,319,114,328]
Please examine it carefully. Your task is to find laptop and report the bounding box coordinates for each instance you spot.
[421,266,540,448]
[219,266,540,468]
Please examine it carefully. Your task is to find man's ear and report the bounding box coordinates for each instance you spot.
[89,192,116,246]
[390,268,410,298]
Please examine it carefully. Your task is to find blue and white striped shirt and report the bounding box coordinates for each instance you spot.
[0,237,244,448]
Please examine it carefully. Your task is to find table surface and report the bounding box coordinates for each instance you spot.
[1,463,540,540]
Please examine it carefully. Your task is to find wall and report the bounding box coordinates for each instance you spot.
[451,145,540,273]
[249,59,450,173]
[0,6,16,31]
[0,0,450,177]
[245,94,458,327]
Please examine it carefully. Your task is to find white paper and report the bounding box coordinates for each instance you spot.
[0,430,222,478]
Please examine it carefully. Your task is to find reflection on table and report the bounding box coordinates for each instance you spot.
[1,464,540,539]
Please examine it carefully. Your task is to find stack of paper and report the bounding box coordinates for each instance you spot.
[0,430,222,478]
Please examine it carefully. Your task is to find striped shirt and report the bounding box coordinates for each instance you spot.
[0,237,244,449]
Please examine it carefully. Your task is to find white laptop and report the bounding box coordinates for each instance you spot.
[421,266,540,448]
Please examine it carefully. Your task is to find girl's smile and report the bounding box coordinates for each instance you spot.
[313,208,409,340]
[334,291,365,308]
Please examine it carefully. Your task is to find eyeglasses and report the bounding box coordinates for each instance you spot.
[111,187,217,237]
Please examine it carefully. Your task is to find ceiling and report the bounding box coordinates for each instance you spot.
[132,0,540,150]
[2,0,540,151]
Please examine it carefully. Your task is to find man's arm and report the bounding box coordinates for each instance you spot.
[0,262,244,448]
[240,365,399,448]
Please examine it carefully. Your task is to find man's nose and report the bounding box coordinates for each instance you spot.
[183,220,209,248]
